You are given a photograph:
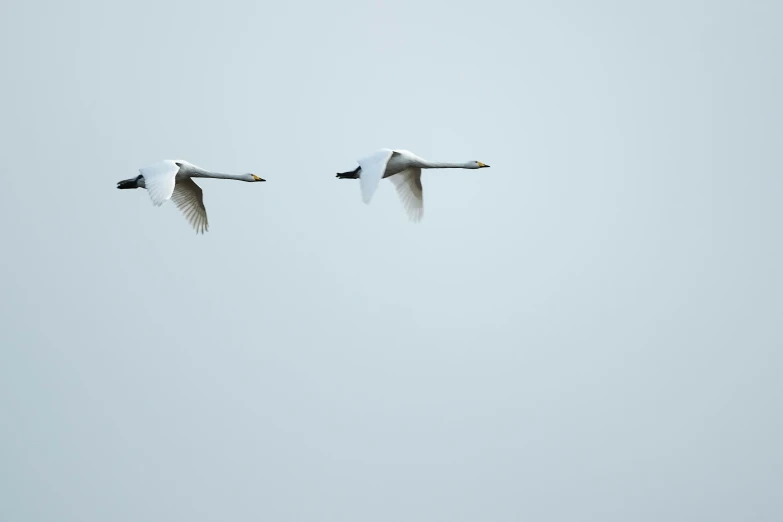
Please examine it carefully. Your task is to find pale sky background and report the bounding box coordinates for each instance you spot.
[1,0,781,520]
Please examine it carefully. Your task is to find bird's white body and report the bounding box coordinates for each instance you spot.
[117,159,264,234]
[341,148,490,222]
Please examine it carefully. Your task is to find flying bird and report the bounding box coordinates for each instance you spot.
[336,148,489,222]
[117,160,265,234]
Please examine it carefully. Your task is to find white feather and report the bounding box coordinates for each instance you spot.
[170,177,209,234]
[139,160,180,207]
[357,148,394,204]
[389,167,423,223]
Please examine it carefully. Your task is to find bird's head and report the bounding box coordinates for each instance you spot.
[247,174,266,182]
[471,161,490,169]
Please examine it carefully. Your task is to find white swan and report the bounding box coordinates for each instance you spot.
[336,149,489,222]
[117,160,265,234]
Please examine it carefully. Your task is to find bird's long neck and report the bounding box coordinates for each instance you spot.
[189,167,246,180]
[418,160,473,169]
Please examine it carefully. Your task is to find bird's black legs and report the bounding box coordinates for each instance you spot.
[116,175,142,189]
[336,166,361,179]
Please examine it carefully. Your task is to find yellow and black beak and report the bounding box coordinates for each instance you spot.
[478,162,490,168]
[252,175,266,182]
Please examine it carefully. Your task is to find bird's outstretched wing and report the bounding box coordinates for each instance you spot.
[139,160,180,206]
[171,178,209,234]
[389,167,423,222]
[357,148,394,204]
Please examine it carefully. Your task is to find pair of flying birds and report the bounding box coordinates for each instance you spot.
[117,148,491,233]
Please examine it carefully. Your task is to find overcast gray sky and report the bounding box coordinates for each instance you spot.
[1,0,781,520]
